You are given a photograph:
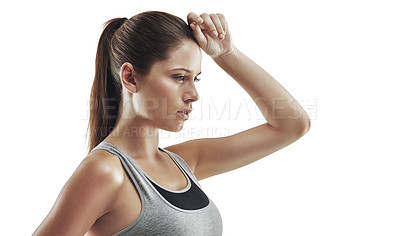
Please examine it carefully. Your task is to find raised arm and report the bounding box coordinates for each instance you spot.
[188,12,310,132]
[165,13,310,180]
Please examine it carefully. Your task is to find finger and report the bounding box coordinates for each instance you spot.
[216,13,228,34]
[210,14,225,40]
[187,12,203,25]
[200,13,218,38]
[190,22,207,47]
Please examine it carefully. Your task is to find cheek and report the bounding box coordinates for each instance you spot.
[148,81,179,114]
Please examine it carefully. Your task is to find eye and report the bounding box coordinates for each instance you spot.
[173,75,185,82]
[173,75,201,83]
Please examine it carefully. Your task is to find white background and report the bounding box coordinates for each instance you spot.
[1,0,399,235]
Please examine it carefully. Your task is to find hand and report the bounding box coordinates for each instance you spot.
[187,12,235,58]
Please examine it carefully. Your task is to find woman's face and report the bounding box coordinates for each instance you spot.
[133,40,202,132]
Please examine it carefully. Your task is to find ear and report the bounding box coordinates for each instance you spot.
[120,62,138,93]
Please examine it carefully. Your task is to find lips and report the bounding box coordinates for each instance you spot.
[177,109,191,120]
[177,110,189,115]
[177,108,192,114]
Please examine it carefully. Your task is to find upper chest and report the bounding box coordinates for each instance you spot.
[134,152,189,191]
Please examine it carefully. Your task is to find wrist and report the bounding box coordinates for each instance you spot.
[211,45,238,61]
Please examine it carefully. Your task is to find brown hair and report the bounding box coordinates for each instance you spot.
[85,11,197,155]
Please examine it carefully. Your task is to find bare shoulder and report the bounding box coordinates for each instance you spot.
[83,149,125,185]
[33,150,126,235]
[62,150,127,214]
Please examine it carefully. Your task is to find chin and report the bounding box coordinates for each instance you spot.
[172,125,184,132]
[159,123,184,132]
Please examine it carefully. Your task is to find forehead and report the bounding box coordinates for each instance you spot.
[152,40,202,74]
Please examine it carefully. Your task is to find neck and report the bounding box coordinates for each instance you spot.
[105,118,161,160]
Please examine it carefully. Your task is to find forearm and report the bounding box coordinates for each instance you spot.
[213,46,310,133]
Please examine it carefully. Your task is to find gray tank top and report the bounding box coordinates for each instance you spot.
[90,141,223,236]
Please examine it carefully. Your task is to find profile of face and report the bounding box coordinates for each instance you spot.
[121,40,202,132]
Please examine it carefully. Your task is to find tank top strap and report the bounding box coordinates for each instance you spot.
[90,141,154,203]
[158,147,204,189]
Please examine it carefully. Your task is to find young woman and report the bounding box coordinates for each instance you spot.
[34,11,310,236]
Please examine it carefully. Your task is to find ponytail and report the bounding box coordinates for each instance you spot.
[85,17,127,155]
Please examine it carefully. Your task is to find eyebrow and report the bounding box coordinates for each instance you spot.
[169,68,201,76]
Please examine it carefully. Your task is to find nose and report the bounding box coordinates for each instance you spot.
[183,84,200,103]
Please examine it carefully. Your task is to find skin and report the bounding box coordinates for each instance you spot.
[34,12,311,236]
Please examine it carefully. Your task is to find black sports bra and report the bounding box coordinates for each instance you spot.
[145,170,209,210]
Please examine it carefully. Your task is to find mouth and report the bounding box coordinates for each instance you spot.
[177,110,189,120]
